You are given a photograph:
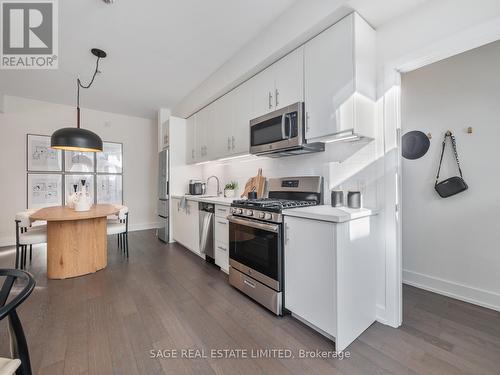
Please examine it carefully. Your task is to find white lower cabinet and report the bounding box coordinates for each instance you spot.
[284,215,377,352]
[214,205,229,273]
[171,198,201,256]
[284,217,336,338]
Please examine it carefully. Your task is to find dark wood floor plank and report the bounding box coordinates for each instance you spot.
[0,230,499,375]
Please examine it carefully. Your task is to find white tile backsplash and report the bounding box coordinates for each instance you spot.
[201,139,381,208]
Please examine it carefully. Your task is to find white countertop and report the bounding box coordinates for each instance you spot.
[283,205,377,223]
[170,194,237,206]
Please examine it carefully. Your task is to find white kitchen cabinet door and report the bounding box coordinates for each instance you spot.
[251,65,275,118]
[304,15,355,141]
[215,241,229,273]
[171,198,200,255]
[214,217,229,244]
[231,81,252,155]
[185,115,197,164]
[196,105,215,162]
[284,216,336,338]
[273,47,304,111]
[212,93,233,160]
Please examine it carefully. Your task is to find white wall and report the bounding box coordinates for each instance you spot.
[0,96,159,246]
[401,40,500,311]
[376,0,500,93]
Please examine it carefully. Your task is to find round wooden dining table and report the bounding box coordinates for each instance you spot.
[30,204,120,279]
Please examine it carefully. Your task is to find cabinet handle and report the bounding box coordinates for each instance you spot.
[275,88,279,107]
[217,221,227,225]
[231,136,235,150]
[284,223,290,244]
[191,149,195,159]
[227,137,231,151]
[217,245,227,252]
[217,208,227,212]
[305,112,310,133]
[243,279,256,288]
[268,92,273,110]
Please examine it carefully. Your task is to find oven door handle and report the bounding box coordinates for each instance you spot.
[227,216,279,233]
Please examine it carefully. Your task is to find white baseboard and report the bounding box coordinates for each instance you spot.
[403,269,500,312]
[129,222,161,232]
[0,222,161,248]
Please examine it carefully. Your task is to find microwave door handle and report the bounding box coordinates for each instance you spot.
[281,113,286,140]
[286,114,292,139]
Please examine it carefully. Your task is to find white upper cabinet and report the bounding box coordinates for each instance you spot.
[252,47,304,118]
[184,12,375,164]
[185,114,197,164]
[157,108,170,152]
[273,47,304,111]
[304,13,375,142]
[230,81,252,155]
[251,65,275,118]
[212,92,233,160]
[196,103,216,162]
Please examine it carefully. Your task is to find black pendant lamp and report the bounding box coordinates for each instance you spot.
[51,48,107,152]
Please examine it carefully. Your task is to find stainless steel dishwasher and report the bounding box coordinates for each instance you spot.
[199,202,215,260]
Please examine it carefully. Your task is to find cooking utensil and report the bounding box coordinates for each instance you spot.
[241,169,266,198]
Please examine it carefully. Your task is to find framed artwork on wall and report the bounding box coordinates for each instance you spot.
[97,174,123,204]
[27,173,63,209]
[64,174,95,205]
[65,151,95,173]
[27,134,62,172]
[97,142,123,173]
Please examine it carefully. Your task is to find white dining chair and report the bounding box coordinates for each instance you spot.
[107,206,129,257]
[14,210,47,269]
[0,358,21,375]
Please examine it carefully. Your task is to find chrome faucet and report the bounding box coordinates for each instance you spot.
[206,175,222,197]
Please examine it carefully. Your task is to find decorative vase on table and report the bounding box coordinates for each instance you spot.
[67,184,79,209]
[74,179,92,212]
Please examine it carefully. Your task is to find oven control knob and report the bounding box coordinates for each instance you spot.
[264,213,272,220]
[245,210,253,216]
[258,212,265,219]
[234,208,242,214]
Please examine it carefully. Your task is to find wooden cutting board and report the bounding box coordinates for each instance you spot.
[241,168,266,198]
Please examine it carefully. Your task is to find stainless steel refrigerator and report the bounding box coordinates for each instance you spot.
[157,149,169,242]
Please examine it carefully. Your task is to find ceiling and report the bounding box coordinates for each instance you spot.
[0,0,295,118]
[0,0,429,119]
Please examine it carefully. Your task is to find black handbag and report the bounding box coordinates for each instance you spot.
[435,131,468,198]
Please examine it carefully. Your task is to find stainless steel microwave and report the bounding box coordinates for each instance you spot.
[249,102,324,157]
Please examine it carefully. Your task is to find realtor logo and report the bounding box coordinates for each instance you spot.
[1,0,58,69]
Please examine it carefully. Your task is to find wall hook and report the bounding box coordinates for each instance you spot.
[467,126,473,134]
[446,130,452,136]
[426,132,432,140]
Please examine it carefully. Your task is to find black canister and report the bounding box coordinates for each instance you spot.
[331,190,344,207]
[347,191,361,209]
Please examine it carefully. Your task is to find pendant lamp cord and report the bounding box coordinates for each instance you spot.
[76,56,101,128]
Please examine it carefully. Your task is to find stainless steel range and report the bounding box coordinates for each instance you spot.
[228,176,323,315]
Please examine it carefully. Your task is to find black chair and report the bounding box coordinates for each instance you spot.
[0,269,36,375]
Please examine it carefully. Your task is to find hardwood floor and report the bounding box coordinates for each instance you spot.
[1,229,500,374]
